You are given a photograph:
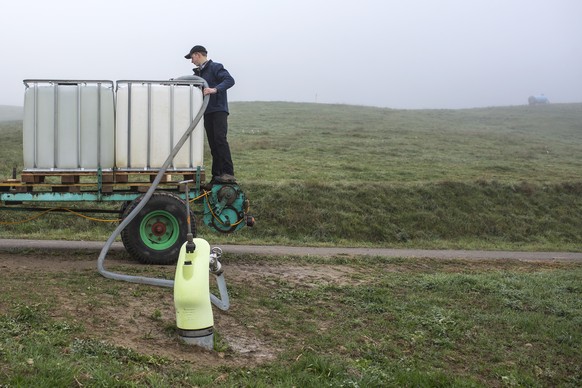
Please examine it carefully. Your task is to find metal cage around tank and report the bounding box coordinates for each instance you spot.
[22,78,207,173]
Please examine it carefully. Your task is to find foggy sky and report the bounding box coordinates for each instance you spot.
[1,0,581,109]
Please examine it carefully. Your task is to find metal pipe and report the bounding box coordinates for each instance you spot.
[97,82,102,168]
[170,83,175,170]
[147,83,152,169]
[189,84,194,168]
[76,83,81,168]
[127,82,132,168]
[53,83,59,168]
[24,79,113,86]
[33,82,38,168]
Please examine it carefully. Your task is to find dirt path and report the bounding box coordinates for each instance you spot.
[0,248,366,367]
[0,238,581,261]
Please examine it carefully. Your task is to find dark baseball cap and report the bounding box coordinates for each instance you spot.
[185,45,207,59]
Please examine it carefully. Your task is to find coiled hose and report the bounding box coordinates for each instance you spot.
[97,77,229,310]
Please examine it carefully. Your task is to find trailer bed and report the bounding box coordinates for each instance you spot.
[0,169,205,202]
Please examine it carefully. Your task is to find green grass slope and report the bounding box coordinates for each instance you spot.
[1,102,581,250]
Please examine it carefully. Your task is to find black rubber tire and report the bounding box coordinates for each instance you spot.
[120,192,195,265]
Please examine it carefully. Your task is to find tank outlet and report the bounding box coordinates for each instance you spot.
[246,214,256,227]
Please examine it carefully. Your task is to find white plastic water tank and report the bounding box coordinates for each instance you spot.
[115,80,205,170]
[22,80,115,170]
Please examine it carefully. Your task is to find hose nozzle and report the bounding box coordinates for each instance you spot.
[209,247,223,275]
[186,232,196,253]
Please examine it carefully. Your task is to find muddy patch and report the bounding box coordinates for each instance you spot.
[0,252,360,367]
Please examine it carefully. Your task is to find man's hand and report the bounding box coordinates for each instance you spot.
[203,88,218,95]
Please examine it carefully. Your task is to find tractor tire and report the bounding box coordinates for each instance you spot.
[120,192,195,265]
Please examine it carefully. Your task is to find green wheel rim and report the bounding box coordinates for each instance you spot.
[139,210,180,250]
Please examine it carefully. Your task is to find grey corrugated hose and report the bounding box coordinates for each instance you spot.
[96,76,230,310]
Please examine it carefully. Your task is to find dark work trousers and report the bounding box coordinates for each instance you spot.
[204,111,234,178]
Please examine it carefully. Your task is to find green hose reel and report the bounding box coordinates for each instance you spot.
[202,183,253,233]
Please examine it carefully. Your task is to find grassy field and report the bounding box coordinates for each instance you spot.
[1,102,581,250]
[0,251,581,387]
[1,103,582,386]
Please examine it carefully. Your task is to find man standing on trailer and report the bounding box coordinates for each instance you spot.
[185,45,236,183]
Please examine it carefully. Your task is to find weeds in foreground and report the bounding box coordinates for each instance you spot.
[0,255,580,386]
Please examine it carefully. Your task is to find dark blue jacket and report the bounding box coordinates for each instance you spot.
[194,60,235,114]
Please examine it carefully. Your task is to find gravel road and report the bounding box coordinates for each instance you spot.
[0,238,581,261]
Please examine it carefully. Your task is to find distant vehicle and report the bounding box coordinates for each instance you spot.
[528,95,549,105]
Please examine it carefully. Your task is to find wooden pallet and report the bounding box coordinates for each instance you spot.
[4,170,205,193]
